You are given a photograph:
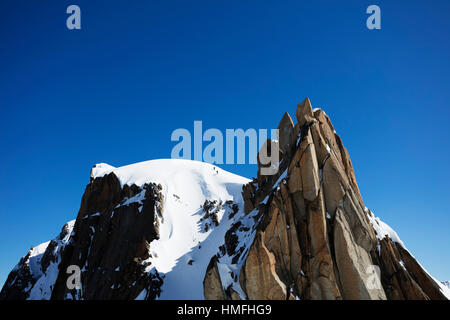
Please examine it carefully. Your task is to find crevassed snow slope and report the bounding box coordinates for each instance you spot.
[92,159,250,299]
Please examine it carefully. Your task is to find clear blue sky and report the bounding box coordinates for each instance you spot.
[1,0,449,288]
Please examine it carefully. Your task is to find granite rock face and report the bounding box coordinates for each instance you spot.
[203,98,449,301]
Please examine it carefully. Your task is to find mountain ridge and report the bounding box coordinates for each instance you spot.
[1,99,448,300]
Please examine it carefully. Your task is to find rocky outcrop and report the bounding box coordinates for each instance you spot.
[240,232,291,300]
[277,112,295,157]
[0,220,75,300]
[203,256,226,300]
[1,171,165,300]
[334,208,385,299]
[204,98,449,301]
[52,174,164,300]
[375,236,447,300]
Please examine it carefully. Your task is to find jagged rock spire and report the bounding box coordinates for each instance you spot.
[206,98,448,300]
[296,97,314,126]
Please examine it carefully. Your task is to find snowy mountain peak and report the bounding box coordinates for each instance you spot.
[2,158,252,300]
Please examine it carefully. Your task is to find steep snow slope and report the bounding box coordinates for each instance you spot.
[92,159,250,299]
